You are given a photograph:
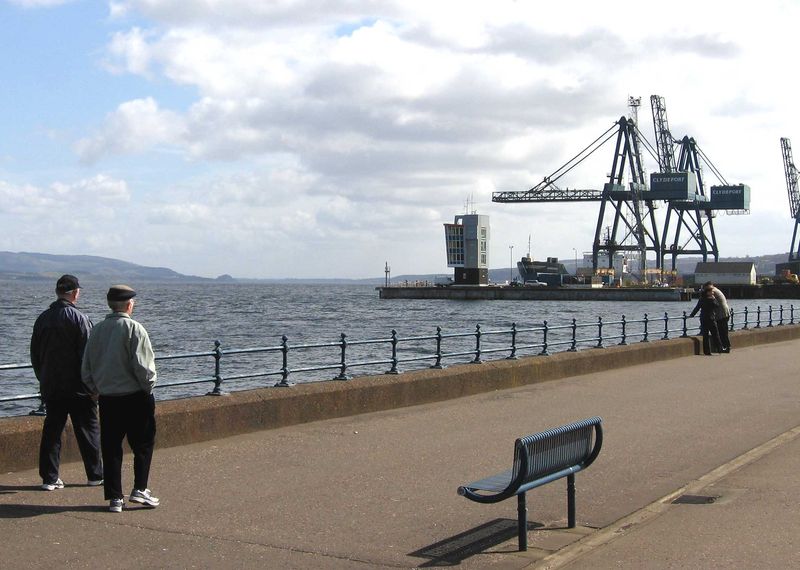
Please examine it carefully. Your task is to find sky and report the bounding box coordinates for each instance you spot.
[1,0,798,279]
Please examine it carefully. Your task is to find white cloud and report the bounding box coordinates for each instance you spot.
[0,175,135,257]
[74,97,186,163]
[105,27,154,77]
[7,0,800,277]
[0,175,129,217]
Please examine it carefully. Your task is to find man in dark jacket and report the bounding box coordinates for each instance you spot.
[30,275,103,490]
[689,288,723,356]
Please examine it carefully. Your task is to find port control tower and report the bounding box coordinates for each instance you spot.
[443,214,490,285]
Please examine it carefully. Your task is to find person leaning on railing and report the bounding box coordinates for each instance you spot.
[81,285,160,513]
[704,281,731,353]
[689,287,724,356]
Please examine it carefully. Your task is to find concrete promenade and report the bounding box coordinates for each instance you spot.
[1,337,799,568]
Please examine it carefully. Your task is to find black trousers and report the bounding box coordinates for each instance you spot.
[700,319,723,355]
[98,392,156,500]
[717,317,731,350]
[39,395,102,484]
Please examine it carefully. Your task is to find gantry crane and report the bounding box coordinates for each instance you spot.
[494,97,748,279]
[492,116,660,274]
[650,95,719,272]
[780,137,800,260]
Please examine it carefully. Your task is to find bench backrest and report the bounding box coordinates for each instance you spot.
[512,416,602,485]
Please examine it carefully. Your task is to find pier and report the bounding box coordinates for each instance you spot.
[378,284,688,301]
[1,327,799,567]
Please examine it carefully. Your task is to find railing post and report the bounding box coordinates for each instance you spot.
[275,335,294,387]
[507,322,518,360]
[595,316,603,348]
[206,340,226,396]
[334,333,351,380]
[681,311,688,337]
[779,305,784,326]
[431,326,445,369]
[662,312,670,340]
[755,306,761,329]
[641,313,649,342]
[540,321,549,355]
[792,305,795,325]
[768,305,774,327]
[618,315,627,346]
[472,324,483,363]
[568,318,578,351]
[729,308,735,331]
[386,329,400,374]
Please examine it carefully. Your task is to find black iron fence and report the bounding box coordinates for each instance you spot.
[1,304,794,417]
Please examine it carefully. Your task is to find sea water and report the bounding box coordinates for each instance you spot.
[0,279,792,417]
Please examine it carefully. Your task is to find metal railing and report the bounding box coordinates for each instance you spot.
[1,304,794,417]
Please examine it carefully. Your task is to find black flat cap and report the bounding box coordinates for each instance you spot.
[107,284,137,302]
[56,274,80,293]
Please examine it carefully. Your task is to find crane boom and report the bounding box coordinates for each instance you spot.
[492,184,603,202]
[650,95,677,173]
[492,121,618,203]
[781,137,800,219]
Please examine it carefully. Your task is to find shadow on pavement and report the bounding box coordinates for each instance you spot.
[0,502,105,518]
[0,484,42,494]
[409,518,543,567]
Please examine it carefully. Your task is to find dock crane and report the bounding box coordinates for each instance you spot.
[492,116,660,274]
[780,137,800,260]
[650,95,719,272]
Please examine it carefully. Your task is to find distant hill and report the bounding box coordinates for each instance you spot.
[1,250,790,285]
[0,251,211,282]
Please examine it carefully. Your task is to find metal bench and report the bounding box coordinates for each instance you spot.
[457,416,603,551]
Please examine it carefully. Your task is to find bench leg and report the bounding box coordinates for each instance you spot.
[567,473,576,528]
[517,493,528,551]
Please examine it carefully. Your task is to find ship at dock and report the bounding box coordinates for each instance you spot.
[516,255,569,285]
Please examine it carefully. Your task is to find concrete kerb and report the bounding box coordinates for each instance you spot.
[1,325,798,474]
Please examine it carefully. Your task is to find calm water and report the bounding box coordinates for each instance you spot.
[1,279,793,417]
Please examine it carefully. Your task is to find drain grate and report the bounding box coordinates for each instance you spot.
[672,494,718,504]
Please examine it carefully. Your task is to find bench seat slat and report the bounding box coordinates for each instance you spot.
[462,469,513,493]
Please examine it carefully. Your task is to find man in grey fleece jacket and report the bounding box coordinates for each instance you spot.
[82,284,159,513]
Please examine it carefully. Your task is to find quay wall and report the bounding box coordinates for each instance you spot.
[1,325,798,473]
[378,286,686,301]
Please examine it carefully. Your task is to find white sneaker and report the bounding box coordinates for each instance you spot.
[129,488,160,507]
[41,478,64,491]
[109,498,124,513]
[87,479,104,486]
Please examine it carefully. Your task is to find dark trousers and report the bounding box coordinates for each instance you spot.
[700,319,723,355]
[39,395,102,484]
[717,317,731,350]
[98,392,156,500]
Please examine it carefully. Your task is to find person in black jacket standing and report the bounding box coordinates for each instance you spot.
[30,275,103,490]
[689,287,723,356]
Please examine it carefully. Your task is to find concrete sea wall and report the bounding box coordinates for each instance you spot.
[1,325,798,473]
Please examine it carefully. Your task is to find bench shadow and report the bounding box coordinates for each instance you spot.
[408,518,543,567]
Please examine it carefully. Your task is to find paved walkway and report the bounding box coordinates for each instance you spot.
[1,338,799,568]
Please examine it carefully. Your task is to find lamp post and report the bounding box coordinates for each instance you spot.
[572,248,578,276]
[509,245,514,284]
